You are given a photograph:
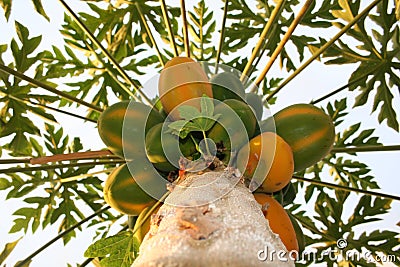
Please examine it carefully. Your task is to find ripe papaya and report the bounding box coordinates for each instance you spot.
[236,132,294,193]
[210,72,245,102]
[145,123,196,172]
[103,162,160,215]
[158,57,212,120]
[207,99,256,163]
[245,92,263,121]
[253,193,299,252]
[260,103,335,171]
[97,101,164,159]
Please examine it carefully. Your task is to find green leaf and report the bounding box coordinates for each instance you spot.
[0,177,10,190]
[167,120,192,139]
[31,0,49,21]
[320,1,400,131]
[0,238,21,264]
[0,0,11,20]
[84,231,139,267]
[200,95,214,117]
[178,105,201,121]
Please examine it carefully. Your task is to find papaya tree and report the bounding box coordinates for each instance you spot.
[0,0,399,266]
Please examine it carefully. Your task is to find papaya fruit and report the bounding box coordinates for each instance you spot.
[245,92,263,121]
[103,163,159,215]
[260,103,335,171]
[253,193,299,252]
[158,57,212,120]
[236,132,294,193]
[210,72,245,102]
[145,123,196,172]
[97,101,164,159]
[207,99,256,163]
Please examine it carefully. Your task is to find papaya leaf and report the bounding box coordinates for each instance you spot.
[325,98,348,126]
[178,105,201,121]
[294,190,398,266]
[0,0,11,21]
[31,0,49,21]
[84,231,139,267]
[318,2,400,131]
[0,238,21,264]
[188,0,216,61]
[327,157,379,190]
[334,122,382,149]
[167,96,219,138]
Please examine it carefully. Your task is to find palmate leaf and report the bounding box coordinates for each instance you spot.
[293,190,398,266]
[300,0,340,28]
[0,22,60,156]
[317,1,400,131]
[188,0,216,61]
[325,98,348,126]
[326,156,379,190]
[1,124,108,243]
[334,122,381,149]
[168,96,219,139]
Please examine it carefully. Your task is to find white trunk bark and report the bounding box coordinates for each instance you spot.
[133,168,295,267]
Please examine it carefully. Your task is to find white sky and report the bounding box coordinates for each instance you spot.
[0,1,399,266]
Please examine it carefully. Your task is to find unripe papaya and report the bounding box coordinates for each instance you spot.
[103,163,159,215]
[210,72,245,102]
[97,101,164,159]
[207,99,256,163]
[145,123,196,172]
[245,92,263,121]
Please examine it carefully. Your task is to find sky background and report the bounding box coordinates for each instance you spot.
[0,1,399,266]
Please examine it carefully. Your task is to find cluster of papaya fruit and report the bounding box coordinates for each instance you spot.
[96,56,336,251]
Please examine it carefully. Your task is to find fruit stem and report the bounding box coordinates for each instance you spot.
[264,0,383,103]
[15,206,111,267]
[0,63,103,113]
[180,0,190,58]
[57,0,153,106]
[135,3,165,67]
[201,130,212,156]
[189,134,201,152]
[293,175,400,201]
[253,0,314,88]
[331,145,400,153]
[160,0,179,57]
[240,0,286,82]
[215,0,229,74]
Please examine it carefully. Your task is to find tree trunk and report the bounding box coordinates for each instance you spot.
[133,168,295,267]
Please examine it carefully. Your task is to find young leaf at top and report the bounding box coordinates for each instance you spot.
[167,96,220,138]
